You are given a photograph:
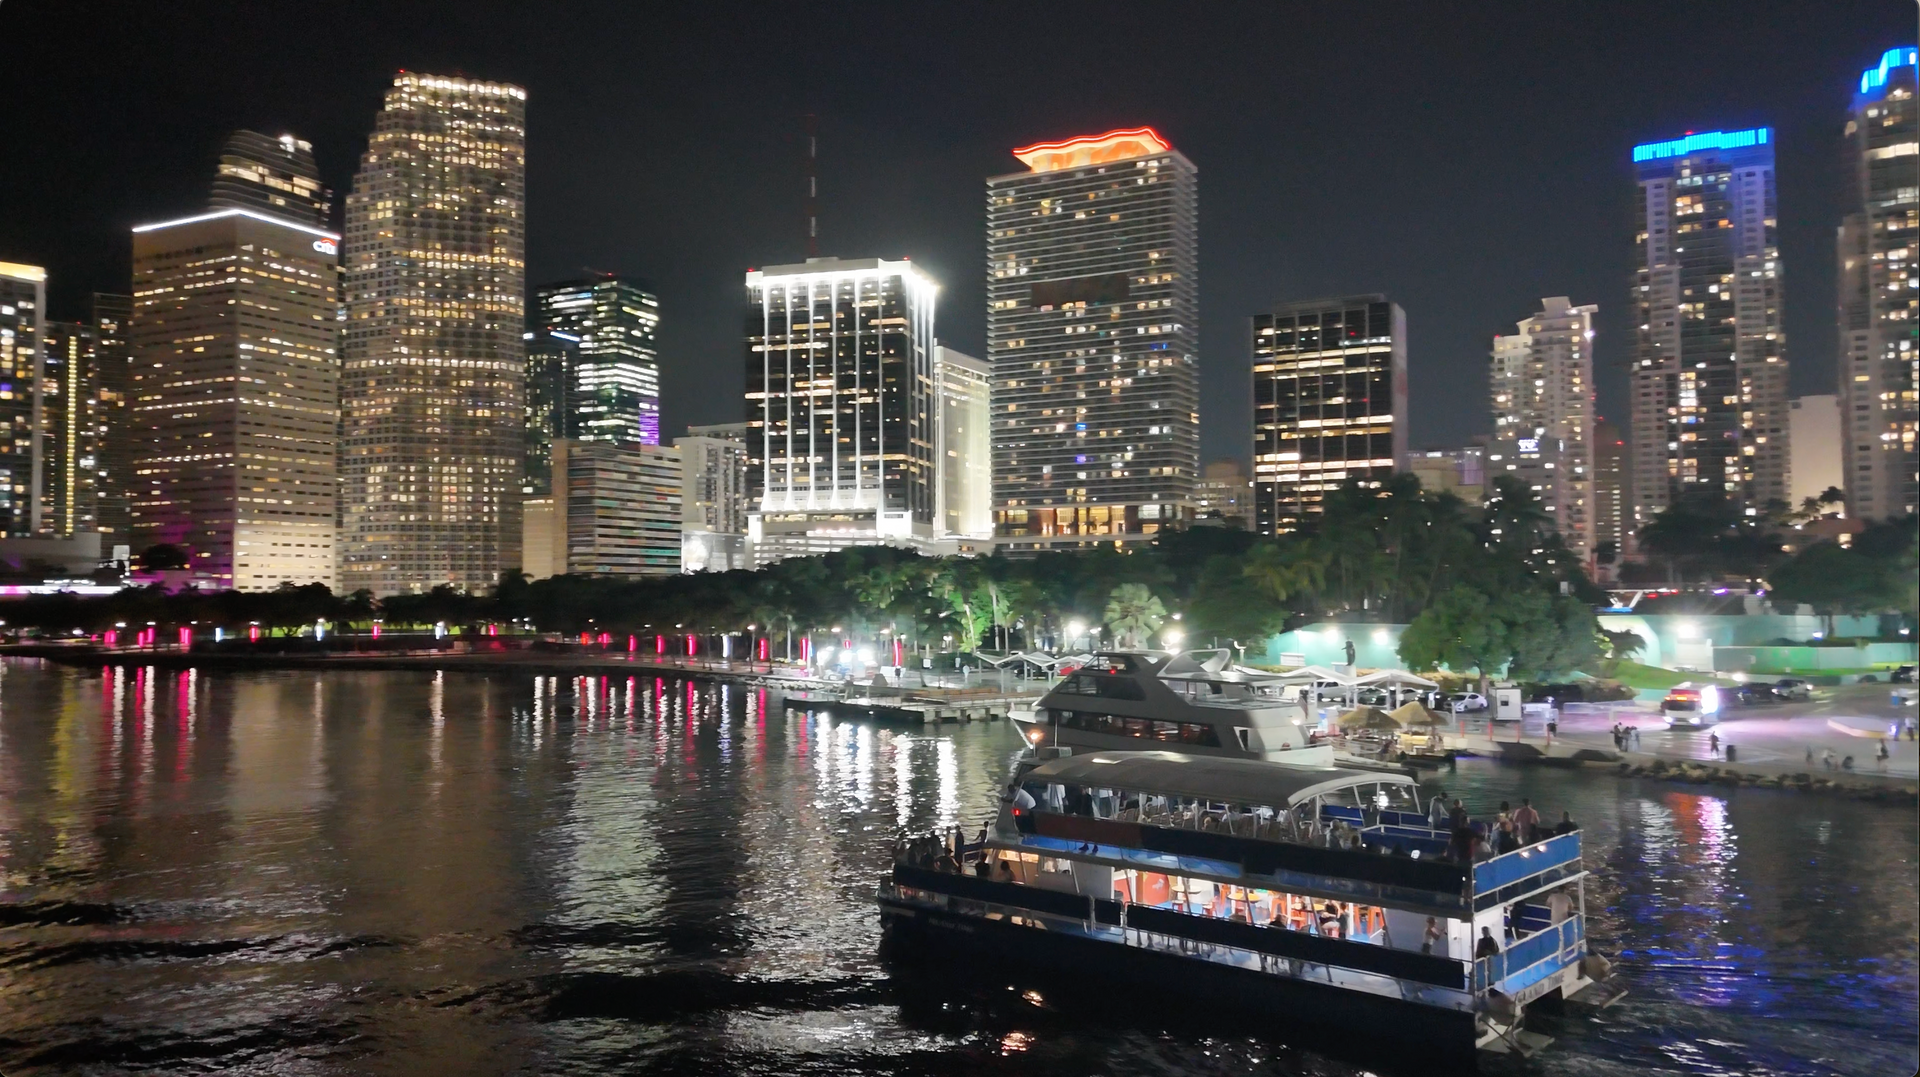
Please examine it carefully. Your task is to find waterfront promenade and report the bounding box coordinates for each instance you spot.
[1454,684,1919,784]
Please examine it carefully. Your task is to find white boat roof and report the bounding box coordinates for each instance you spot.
[1021,750,1412,807]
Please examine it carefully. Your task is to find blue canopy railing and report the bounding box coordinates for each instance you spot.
[1472,832,1581,895]
[1473,916,1584,995]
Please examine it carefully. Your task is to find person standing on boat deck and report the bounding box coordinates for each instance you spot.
[1343,639,1356,667]
[1546,888,1574,924]
[1319,903,1343,938]
[1513,799,1539,843]
[1428,790,1449,830]
[1423,916,1445,955]
[1448,798,1468,831]
[1551,811,1578,836]
[1475,927,1501,959]
[1495,819,1519,855]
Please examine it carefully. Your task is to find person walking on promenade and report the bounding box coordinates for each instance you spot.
[1708,731,1720,758]
[1876,739,1890,772]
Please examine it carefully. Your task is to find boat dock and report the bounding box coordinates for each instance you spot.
[780,692,1024,725]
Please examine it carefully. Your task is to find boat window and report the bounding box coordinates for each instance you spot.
[1056,674,1148,701]
[1235,727,1251,751]
[1051,711,1221,747]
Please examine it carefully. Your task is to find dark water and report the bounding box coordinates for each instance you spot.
[0,661,1913,1077]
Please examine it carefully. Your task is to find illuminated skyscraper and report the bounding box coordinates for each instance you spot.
[987,127,1199,550]
[1629,127,1788,525]
[0,261,46,536]
[130,207,340,588]
[1838,47,1918,520]
[1486,297,1597,561]
[209,130,330,228]
[553,438,682,577]
[1592,419,1628,570]
[533,276,662,445]
[676,423,750,573]
[521,328,577,496]
[38,320,106,537]
[91,292,133,538]
[744,256,938,563]
[934,344,991,539]
[1251,295,1407,534]
[341,73,527,593]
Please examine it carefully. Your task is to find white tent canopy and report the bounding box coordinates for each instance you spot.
[1272,665,1359,686]
[1354,669,1440,690]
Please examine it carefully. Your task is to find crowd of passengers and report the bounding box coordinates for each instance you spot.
[1010,782,1578,864]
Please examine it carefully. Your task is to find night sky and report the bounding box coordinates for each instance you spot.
[2,1,1912,462]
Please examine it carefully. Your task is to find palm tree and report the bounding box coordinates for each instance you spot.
[1104,583,1167,649]
[1242,542,1326,611]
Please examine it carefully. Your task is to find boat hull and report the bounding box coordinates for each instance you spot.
[878,894,1483,1066]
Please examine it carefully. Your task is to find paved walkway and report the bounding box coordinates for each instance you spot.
[1453,684,1919,781]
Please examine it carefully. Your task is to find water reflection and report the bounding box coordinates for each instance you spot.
[0,661,1912,1077]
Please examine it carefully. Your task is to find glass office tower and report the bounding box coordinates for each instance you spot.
[533,276,663,446]
[743,256,937,563]
[1251,296,1407,534]
[986,127,1199,550]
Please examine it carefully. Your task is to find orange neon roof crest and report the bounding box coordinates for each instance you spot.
[1011,126,1171,172]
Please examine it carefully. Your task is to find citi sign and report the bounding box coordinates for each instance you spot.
[313,239,338,255]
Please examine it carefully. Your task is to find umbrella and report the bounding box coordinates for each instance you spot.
[1389,701,1449,727]
[1336,706,1399,731]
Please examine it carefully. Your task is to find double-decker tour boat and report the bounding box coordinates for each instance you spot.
[878,749,1622,1061]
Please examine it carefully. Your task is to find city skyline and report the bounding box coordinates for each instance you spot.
[2,2,1908,463]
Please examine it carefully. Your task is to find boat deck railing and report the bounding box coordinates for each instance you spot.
[1473,916,1585,996]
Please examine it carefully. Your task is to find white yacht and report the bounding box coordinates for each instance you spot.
[1009,650,1332,766]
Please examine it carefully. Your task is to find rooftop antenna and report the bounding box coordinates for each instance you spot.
[803,113,819,257]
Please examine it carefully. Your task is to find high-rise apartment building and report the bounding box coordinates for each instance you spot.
[209,130,330,228]
[341,73,527,594]
[676,423,750,573]
[130,206,341,588]
[743,256,938,564]
[1251,296,1407,534]
[533,276,663,446]
[1789,395,1845,507]
[91,293,133,539]
[1407,445,1487,506]
[1194,457,1253,529]
[1629,128,1789,527]
[934,344,991,539]
[1487,297,1597,561]
[553,438,681,577]
[1838,47,1918,520]
[1591,419,1628,564]
[986,127,1199,550]
[39,321,107,537]
[0,261,46,536]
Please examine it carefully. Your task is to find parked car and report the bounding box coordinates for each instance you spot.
[1771,678,1813,702]
[1892,665,1916,684]
[1526,683,1588,703]
[1447,691,1488,714]
[1730,683,1774,706]
[1662,683,1722,728]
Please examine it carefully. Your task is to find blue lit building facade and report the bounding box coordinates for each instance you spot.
[1839,47,1918,521]
[1628,127,1789,529]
